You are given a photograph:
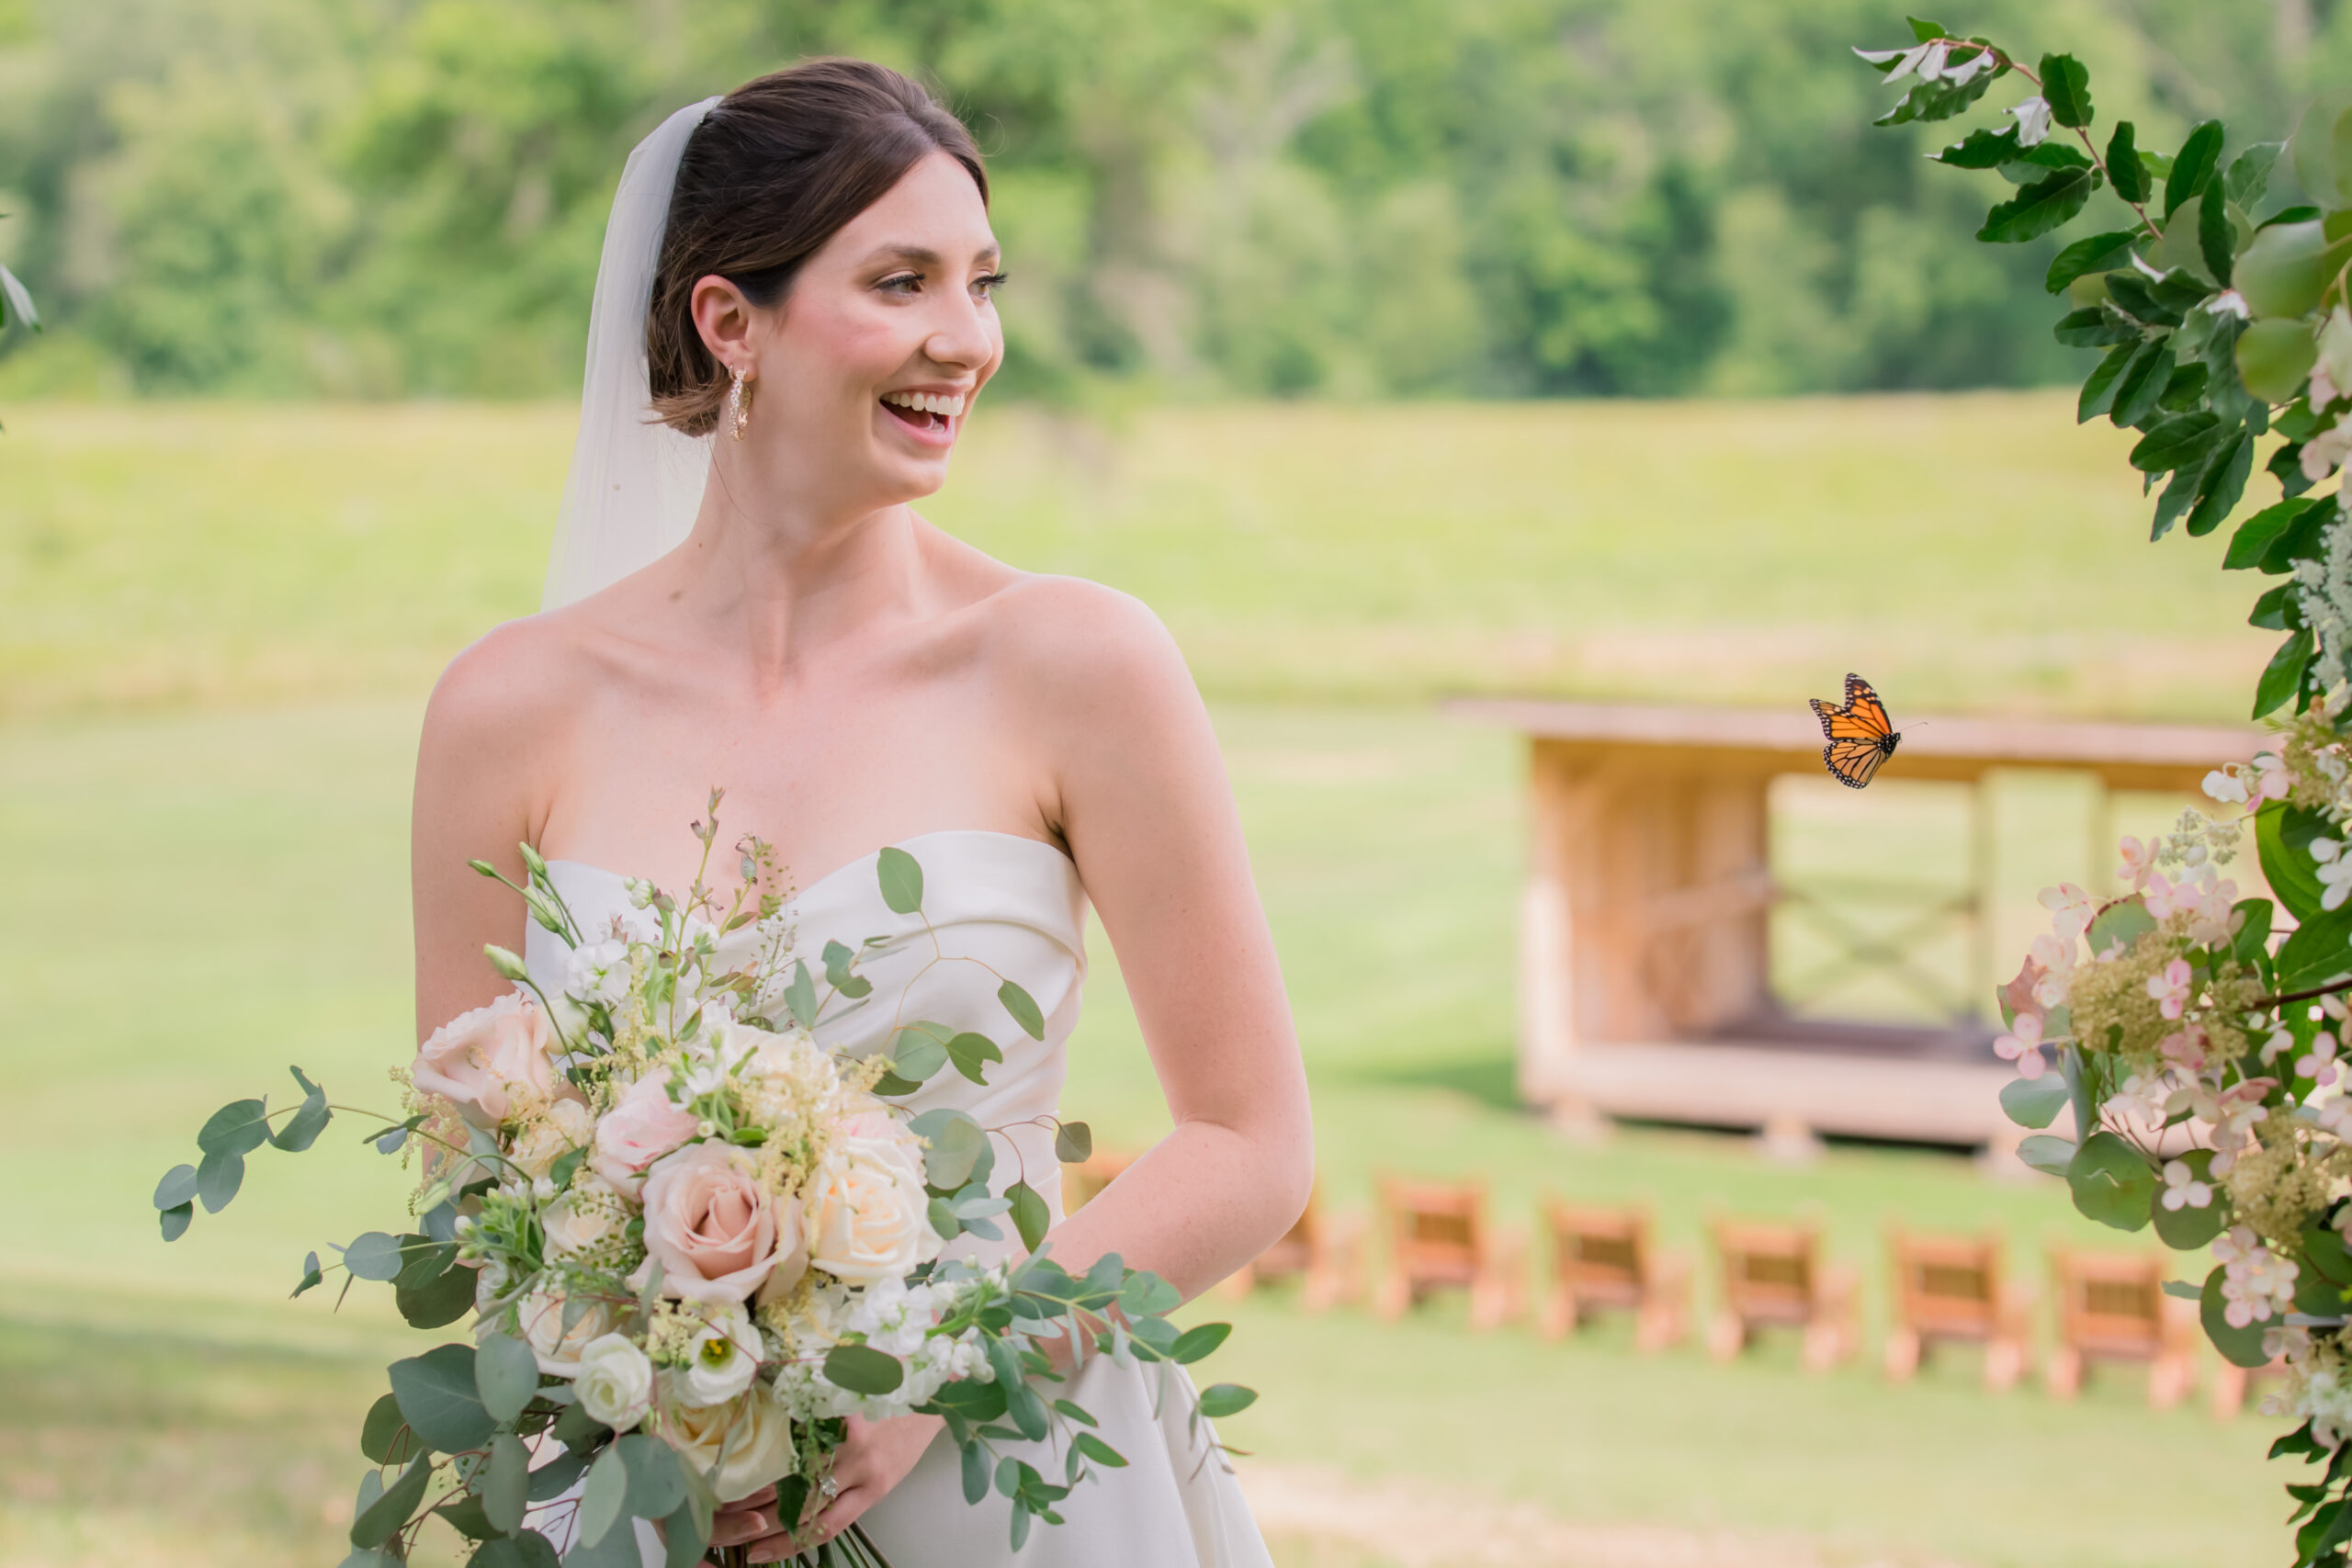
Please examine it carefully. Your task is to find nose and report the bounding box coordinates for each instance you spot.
[921,288,996,372]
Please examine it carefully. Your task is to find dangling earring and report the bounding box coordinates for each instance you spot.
[728,365,754,442]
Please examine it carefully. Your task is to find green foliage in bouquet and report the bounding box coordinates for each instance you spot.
[152,806,1253,1567]
[1860,23,2352,1568]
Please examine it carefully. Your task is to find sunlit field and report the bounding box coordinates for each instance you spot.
[0,397,2296,1568]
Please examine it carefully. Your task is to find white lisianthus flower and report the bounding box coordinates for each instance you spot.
[565,937,631,1009]
[574,1333,655,1431]
[674,1303,764,1405]
[2008,96,2052,147]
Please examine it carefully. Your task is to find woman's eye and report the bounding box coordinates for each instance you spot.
[973,272,1010,300]
[879,273,922,293]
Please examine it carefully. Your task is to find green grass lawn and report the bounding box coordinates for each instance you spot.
[0,397,2300,1568]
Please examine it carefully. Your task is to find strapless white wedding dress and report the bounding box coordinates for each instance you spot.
[526,829,1272,1567]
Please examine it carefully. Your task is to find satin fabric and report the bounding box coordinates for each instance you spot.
[526,829,1272,1567]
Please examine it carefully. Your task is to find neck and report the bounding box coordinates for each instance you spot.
[657,445,926,682]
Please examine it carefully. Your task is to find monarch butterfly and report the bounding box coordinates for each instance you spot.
[1810,672,1902,790]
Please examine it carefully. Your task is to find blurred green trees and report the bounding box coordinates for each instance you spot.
[0,0,2340,400]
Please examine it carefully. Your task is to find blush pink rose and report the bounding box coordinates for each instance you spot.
[411,992,560,1129]
[639,1142,797,1303]
[590,1074,700,1196]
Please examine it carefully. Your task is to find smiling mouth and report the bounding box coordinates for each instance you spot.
[879,389,966,436]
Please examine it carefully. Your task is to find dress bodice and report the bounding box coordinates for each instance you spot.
[525,829,1090,1235]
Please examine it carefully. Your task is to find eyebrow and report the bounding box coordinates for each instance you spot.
[864,243,1001,268]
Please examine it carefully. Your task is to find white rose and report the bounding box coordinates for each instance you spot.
[807,1111,942,1286]
[506,1279,615,1375]
[672,1303,763,1405]
[651,1383,797,1503]
[573,1333,654,1431]
[510,1098,596,1181]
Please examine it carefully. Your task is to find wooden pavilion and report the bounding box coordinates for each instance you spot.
[1448,695,2265,1151]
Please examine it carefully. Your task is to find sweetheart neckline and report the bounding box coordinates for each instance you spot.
[544,828,1078,912]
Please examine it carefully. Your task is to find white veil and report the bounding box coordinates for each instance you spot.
[541,96,724,610]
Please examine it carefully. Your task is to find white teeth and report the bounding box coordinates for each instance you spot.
[882,390,966,418]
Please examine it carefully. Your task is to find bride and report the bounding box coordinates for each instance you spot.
[409,57,1311,1567]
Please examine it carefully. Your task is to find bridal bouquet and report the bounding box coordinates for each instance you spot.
[153,795,1253,1567]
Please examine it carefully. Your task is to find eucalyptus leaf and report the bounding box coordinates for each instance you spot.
[576,1442,629,1546]
[390,1342,495,1454]
[999,978,1046,1040]
[1195,1383,1259,1419]
[1054,1121,1094,1164]
[482,1431,531,1535]
[198,1097,272,1157]
[1998,1074,2069,1130]
[158,1201,193,1241]
[361,1393,415,1464]
[194,1147,245,1213]
[617,1431,688,1522]
[909,1108,989,1190]
[2068,1130,2157,1231]
[1008,1180,1051,1251]
[2017,1134,2077,1176]
[153,1163,199,1210]
[343,1231,407,1282]
[876,845,924,914]
[823,1343,907,1395]
[350,1456,433,1550]
[474,1332,540,1426]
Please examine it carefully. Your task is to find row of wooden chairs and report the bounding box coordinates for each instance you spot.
[1067,1157,2264,1416]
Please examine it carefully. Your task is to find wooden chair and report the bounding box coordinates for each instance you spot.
[1061,1149,1135,1213]
[1706,1218,1858,1371]
[1883,1227,2030,1390]
[2045,1247,2197,1409]
[1536,1201,1690,1350]
[1372,1176,1524,1330]
[1217,1185,1365,1311]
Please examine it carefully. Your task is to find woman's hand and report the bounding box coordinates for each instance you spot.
[707,1412,944,1560]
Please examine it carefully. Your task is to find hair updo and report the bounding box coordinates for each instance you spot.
[646,59,989,436]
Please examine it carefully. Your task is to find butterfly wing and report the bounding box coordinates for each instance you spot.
[1811,672,1894,742]
[1822,734,1892,790]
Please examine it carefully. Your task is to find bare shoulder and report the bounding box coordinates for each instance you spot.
[421,609,594,752]
[980,572,1194,709]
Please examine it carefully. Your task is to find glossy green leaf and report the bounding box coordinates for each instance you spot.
[2199,178,2236,287]
[2182,427,2253,536]
[2109,341,2176,428]
[2238,319,2320,404]
[2226,496,2324,570]
[2130,411,2222,472]
[2105,123,2149,204]
[2052,305,2135,347]
[2166,120,2224,216]
[2293,91,2352,209]
[1935,125,2020,168]
[2048,229,2139,294]
[2228,141,2284,209]
[1979,166,2098,243]
[2040,53,2091,128]
[2075,340,2136,422]
[876,846,924,914]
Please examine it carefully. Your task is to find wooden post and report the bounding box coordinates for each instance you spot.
[1519,741,1578,1108]
[1971,773,1998,1022]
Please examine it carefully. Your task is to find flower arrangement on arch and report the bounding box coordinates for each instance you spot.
[1859,22,2352,1564]
[150,796,1253,1567]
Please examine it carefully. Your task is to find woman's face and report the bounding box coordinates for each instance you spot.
[735,150,1004,513]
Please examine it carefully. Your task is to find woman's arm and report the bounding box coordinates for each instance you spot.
[411,625,559,1041]
[1012,577,1316,1297]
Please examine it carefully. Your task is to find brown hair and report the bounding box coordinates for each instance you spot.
[647,59,989,435]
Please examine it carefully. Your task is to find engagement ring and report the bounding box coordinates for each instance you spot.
[819,1476,840,1501]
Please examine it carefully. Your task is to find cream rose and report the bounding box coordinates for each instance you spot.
[591,1074,700,1196]
[511,1097,595,1181]
[503,1278,614,1375]
[652,1383,797,1502]
[573,1333,654,1431]
[412,991,560,1128]
[806,1111,941,1285]
[639,1142,788,1303]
